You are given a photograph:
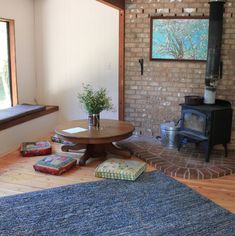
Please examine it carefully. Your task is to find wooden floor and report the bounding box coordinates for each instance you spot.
[0,141,235,214]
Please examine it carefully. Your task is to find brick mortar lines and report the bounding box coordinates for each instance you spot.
[125,0,235,137]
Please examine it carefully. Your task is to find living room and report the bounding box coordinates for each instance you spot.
[0,0,234,235]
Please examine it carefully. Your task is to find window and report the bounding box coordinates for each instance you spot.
[0,19,17,109]
[0,21,11,108]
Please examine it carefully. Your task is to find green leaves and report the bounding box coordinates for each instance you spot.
[78,84,113,114]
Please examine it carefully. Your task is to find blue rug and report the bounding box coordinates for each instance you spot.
[0,171,234,236]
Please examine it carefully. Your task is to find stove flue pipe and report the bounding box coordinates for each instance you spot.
[204,0,225,104]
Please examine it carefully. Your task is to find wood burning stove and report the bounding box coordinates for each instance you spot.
[177,99,233,162]
[177,1,232,162]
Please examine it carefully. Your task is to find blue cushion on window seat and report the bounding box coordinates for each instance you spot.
[0,104,46,124]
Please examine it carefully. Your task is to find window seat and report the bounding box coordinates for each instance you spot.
[0,104,59,131]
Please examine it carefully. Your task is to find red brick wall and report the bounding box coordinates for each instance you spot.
[125,0,235,136]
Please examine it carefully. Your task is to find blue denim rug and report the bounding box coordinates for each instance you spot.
[0,171,234,236]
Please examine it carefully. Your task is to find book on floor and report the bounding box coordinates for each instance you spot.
[95,158,146,181]
[51,134,74,145]
[20,141,52,157]
[33,154,77,175]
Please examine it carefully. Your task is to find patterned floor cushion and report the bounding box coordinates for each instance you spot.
[33,154,77,175]
[21,141,52,157]
[95,158,146,181]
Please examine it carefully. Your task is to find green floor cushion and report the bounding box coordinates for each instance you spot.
[95,158,146,181]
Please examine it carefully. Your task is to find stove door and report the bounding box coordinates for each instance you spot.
[182,109,207,136]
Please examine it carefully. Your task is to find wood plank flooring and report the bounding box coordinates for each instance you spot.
[0,141,234,214]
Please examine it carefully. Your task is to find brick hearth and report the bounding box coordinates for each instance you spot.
[119,136,235,180]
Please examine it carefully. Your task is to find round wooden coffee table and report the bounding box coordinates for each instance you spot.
[55,119,135,166]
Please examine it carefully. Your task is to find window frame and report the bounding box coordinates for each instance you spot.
[0,18,18,107]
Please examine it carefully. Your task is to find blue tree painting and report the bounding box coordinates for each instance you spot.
[151,18,209,61]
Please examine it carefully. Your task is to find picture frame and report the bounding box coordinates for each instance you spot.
[150,16,209,62]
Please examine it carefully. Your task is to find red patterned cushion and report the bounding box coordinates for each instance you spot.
[33,155,77,175]
[21,141,52,157]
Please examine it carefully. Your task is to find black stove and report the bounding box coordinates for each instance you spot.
[177,99,233,162]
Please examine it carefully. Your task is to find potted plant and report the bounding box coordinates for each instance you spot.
[78,84,113,127]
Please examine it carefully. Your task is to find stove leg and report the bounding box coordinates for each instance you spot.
[177,136,183,151]
[223,143,228,157]
[195,142,200,148]
[205,144,211,162]
[177,144,181,152]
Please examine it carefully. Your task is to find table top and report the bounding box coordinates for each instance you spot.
[55,119,135,144]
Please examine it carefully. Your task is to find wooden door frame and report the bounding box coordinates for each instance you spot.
[97,0,125,120]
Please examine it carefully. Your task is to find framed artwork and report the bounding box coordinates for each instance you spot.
[150,17,209,61]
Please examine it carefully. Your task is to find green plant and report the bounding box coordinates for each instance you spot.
[78,84,113,114]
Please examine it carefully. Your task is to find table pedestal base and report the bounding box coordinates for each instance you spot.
[61,143,132,166]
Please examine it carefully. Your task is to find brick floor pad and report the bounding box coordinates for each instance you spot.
[118,136,235,180]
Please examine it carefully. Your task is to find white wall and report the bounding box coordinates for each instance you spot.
[0,0,119,156]
[0,0,36,103]
[34,0,119,121]
[0,0,43,156]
